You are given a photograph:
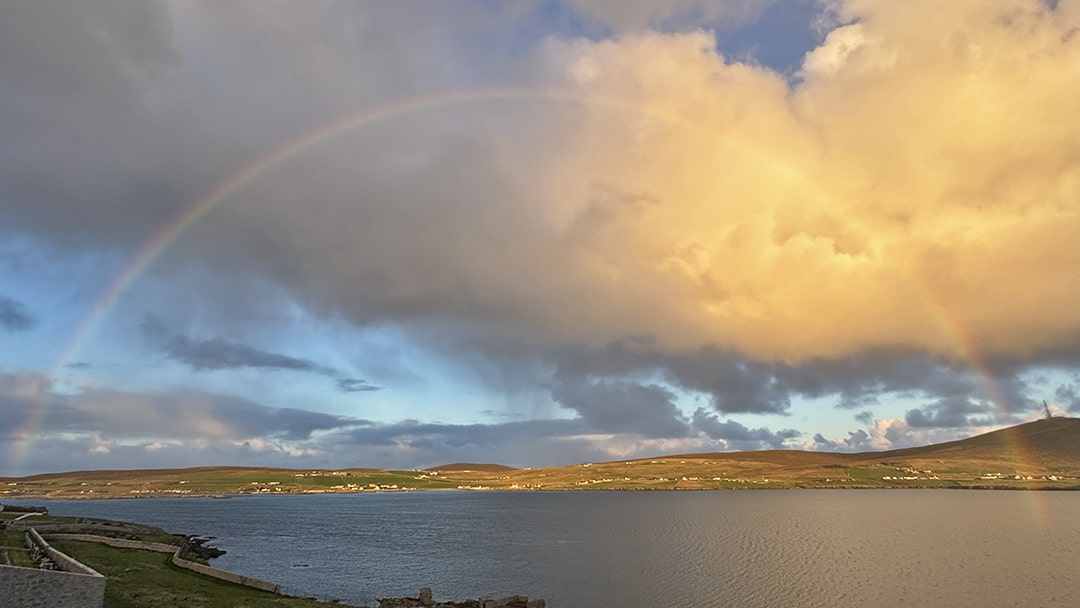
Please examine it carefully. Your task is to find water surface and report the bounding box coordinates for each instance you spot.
[14,490,1080,607]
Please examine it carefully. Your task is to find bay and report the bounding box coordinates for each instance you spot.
[12,490,1080,607]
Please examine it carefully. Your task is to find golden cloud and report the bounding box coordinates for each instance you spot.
[516,0,1080,364]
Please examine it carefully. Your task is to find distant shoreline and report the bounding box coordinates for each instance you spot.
[6,418,1080,498]
[8,483,1080,502]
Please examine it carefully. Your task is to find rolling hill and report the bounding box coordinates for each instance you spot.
[3,418,1078,499]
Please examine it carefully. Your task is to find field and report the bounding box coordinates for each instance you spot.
[3,511,361,608]
[49,540,350,608]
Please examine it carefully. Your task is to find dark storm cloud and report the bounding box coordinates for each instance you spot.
[1055,384,1080,412]
[552,342,792,415]
[690,408,800,449]
[142,314,380,392]
[904,396,996,429]
[843,429,873,451]
[0,296,36,331]
[774,351,983,406]
[0,1,188,249]
[0,1,514,255]
[667,352,792,414]
[549,378,691,438]
[551,342,1036,423]
[164,333,336,375]
[336,378,382,393]
[0,368,360,442]
[810,428,877,453]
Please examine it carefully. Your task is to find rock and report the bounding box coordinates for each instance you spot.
[184,535,226,559]
[378,592,537,608]
[526,600,545,608]
[378,597,422,608]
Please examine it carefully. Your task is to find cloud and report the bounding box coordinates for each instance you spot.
[550,378,691,438]
[11,4,1080,371]
[1055,384,1080,412]
[322,414,804,469]
[567,0,776,33]
[17,2,1080,368]
[810,415,1010,453]
[163,334,335,375]
[0,368,360,444]
[549,342,1036,421]
[5,435,339,475]
[141,314,327,373]
[691,408,800,449]
[3,2,1080,455]
[842,429,873,451]
[1,366,804,474]
[141,314,380,392]
[0,369,54,437]
[336,378,382,393]
[0,296,36,331]
[905,396,998,429]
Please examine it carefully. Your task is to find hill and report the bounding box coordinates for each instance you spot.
[873,416,1079,463]
[3,418,1079,498]
[856,416,1080,477]
[427,463,518,472]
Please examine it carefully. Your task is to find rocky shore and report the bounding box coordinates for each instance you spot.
[182,535,226,560]
[378,588,544,608]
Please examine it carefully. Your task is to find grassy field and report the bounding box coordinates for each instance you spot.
[50,540,360,608]
[1,466,462,499]
[2,511,362,607]
[2,526,35,567]
[4,418,1080,498]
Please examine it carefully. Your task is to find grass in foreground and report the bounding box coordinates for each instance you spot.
[50,540,359,608]
[2,527,35,568]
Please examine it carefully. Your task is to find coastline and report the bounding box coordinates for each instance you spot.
[7,480,1080,503]
[7,420,1080,499]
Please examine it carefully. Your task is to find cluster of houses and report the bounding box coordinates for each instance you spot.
[881,466,940,481]
[244,480,415,493]
[979,472,1069,481]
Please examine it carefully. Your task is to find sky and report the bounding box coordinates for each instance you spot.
[2,0,1080,476]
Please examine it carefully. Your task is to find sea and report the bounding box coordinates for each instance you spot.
[7,490,1080,607]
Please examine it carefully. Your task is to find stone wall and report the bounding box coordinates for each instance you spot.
[42,531,279,594]
[27,529,102,576]
[169,552,279,593]
[0,564,106,608]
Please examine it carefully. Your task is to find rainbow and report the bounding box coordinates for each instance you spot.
[15,85,1048,502]
[51,86,688,374]
[907,270,1050,527]
[7,86,689,474]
